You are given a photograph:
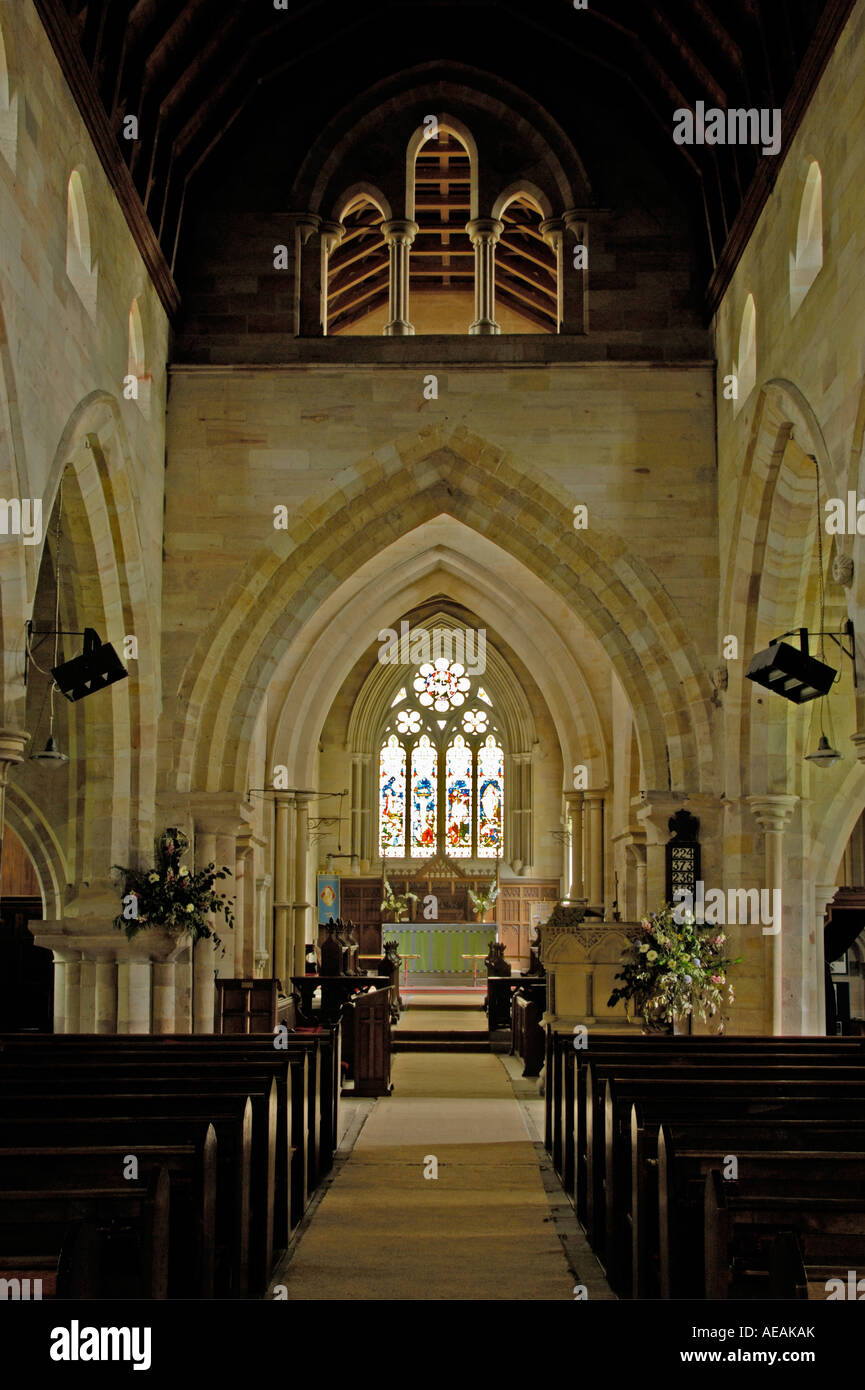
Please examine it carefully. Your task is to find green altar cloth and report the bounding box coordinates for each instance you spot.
[389,924,495,973]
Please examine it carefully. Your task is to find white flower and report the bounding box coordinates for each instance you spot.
[639,943,649,953]
[646,950,658,962]
[185,903,195,913]
[179,866,190,878]
[148,872,159,883]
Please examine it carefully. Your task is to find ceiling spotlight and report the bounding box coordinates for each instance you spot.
[746,629,837,704]
[804,734,842,769]
[31,733,68,767]
[52,627,127,702]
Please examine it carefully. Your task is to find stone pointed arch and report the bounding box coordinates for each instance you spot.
[722,379,846,801]
[172,426,714,800]
[4,781,66,917]
[491,182,554,222]
[30,391,161,872]
[0,288,31,726]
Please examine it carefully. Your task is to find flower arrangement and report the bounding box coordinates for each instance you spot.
[113,828,235,951]
[607,902,741,1027]
[468,882,499,917]
[380,876,419,923]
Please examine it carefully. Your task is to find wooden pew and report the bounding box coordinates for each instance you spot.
[569,1036,865,1228]
[767,1229,865,1301]
[704,1166,865,1300]
[0,1164,170,1299]
[0,1097,255,1297]
[654,1121,865,1300]
[342,986,392,1096]
[0,1130,217,1298]
[0,1028,340,1186]
[597,1067,865,1290]
[512,987,545,1078]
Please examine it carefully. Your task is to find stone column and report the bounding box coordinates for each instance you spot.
[562,211,589,334]
[319,219,345,335]
[635,792,687,912]
[585,790,605,912]
[53,959,67,1032]
[297,214,324,336]
[273,796,293,988]
[293,792,312,977]
[539,217,564,331]
[65,958,82,1033]
[215,832,238,977]
[117,959,150,1033]
[192,936,216,1034]
[466,217,504,335]
[381,218,418,335]
[746,795,799,1035]
[78,959,96,1032]
[255,873,272,977]
[563,791,585,901]
[152,962,176,1033]
[634,848,648,920]
[93,960,117,1033]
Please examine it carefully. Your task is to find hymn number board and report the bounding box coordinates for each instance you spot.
[665,809,700,906]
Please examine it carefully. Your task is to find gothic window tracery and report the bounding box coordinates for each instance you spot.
[378,663,504,860]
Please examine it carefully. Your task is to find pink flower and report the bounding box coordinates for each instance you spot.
[711,973,725,985]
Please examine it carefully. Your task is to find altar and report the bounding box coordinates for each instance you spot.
[387,922,496,976]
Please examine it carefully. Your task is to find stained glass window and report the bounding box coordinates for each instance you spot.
[446,735,473,857]
[410,736,437,857]
[413,659,471,712]
[379,735,406,857]
[477,735,504,858]
[378,668,503,861]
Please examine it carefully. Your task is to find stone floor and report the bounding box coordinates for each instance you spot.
[269,1006,615,1301]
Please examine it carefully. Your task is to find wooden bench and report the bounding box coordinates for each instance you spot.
[342,986,392,1096]
[654,1121,865,1300]
[512,986,545,1078]
[0,1131,217,1298]
[599,1069,865,1292]
[0,1164,170,1299]
[704,1166,865,1300]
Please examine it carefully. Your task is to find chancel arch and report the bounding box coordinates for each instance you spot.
[172,425,710,804]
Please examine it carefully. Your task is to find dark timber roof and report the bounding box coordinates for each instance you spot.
[35,0,857,320]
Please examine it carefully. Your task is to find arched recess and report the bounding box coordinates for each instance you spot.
[789,160,823,316]
[405,113,479,221]
[171,426,713,804]
[342,606,545,869]
[4,782,66,918]
[21,392,161,893]
[294,62,591,220]
[0,291,31,727]
[722,379,847,803]
[66,171,98,318]
[327,190,389,335]
[491,189,557,332]
[127,298,151,414]
[733,293,757,415]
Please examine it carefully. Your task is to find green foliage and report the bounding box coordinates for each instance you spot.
[468,882,499,914]
[380,876,419,922]
[113,827,235,952]
[607,902,741,1026]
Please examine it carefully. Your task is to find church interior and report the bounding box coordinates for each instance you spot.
[1,0,865,1333]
